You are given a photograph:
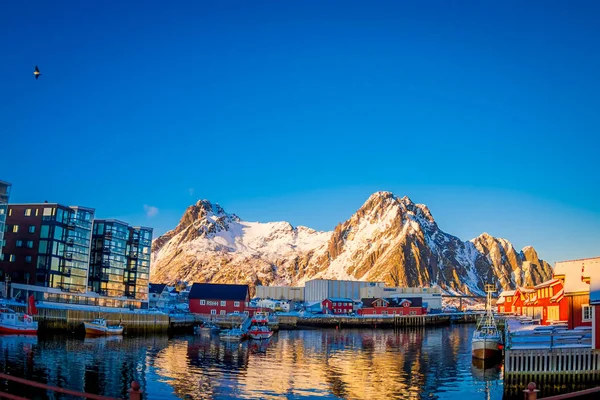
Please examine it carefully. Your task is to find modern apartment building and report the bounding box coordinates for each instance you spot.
[89,219,152,304]
[0,181,10,260]
[1,202,151,309]
[0,203,94,293]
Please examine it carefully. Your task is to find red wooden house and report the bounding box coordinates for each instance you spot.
[322,298,353,314]
[554,259,594,330]
[583,259,600,349]
[188,283,249,316]
[358,297,425,316]
[496,290,516,313]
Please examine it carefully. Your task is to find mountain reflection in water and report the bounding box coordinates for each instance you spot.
[0,325,506,399]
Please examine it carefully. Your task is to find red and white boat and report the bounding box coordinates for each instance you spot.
[247,312,273,340]
[0,296,38,335]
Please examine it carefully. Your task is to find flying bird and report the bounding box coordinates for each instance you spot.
[33,66,41,79]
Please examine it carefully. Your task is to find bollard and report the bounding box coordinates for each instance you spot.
[129,381,142,400]
[523,382,539,400]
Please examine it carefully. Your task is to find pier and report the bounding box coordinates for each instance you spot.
[295,314,451,328]
[503,317,599,397]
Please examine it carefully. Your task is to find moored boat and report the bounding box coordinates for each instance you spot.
[0,296,38,335]
[247,312,273,340]
[472,284,502,360]
[0,306,38,335]
[219,328,244,341]
[83,318,124,336]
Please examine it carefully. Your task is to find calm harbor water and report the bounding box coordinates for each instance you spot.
[0,325,506,400]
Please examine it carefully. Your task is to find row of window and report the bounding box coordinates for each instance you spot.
[513,305,592,322]
[209,310,250,315]
[4,225,36,234]
[199,300,243,307]
[0,254,32,263]
[15,240,34,248]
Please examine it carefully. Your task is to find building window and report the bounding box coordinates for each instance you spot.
[200,300,205,305]
[234,301,240,307]
[24,209,32,216]
[12,225,19,233]
[9,254,15,262]
[582,305,592,322]
[220,310,226,315]
[16,240,23,248]
[8,209,11,216]
[210,310,216,315]
[26,240,34,249]
[28,225,35,234]
[220,300,226,306]
[25,256,32,263]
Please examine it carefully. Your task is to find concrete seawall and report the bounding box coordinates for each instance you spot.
[12,305,195,334]
[290,314,451,329]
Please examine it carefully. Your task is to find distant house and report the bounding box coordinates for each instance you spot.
[188,283,249,316]
[358,297,425,316]
[322,298,353,314]
[149,284,169,309]
[496,290,516,313]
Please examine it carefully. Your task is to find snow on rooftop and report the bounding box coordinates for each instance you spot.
[554,258,600,294]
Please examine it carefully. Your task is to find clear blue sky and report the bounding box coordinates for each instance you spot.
[1,1,599,265]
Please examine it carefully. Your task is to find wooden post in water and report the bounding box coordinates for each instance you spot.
[129,381,142,400]
[523,382,539,400]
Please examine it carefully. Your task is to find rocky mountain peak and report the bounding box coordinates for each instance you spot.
[151,191,553,295]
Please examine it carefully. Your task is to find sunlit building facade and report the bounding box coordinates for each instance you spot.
[89,219,151,305]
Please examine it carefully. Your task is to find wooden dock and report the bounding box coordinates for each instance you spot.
[296,314,450,328]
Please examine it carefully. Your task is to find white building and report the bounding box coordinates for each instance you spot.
[148,284,170,309]
[255,285,304,301]
[359,285,443,312]
[304,279,385,303]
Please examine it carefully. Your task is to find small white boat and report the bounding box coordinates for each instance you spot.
[471,284,502,360]
[194,322,219,334]
[0,304,38,335]
[247,312,273,340]
[219,328,244,341]
[83,318,123,336]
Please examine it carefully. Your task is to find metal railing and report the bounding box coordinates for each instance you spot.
[0,373,142,400]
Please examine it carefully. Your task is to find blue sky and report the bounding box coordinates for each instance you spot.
[1,1,599,265]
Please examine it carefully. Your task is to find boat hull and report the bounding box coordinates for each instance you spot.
[471,338,502,359]
[249,330,273,340]
[0,323,38,335]
[84,322,123,336]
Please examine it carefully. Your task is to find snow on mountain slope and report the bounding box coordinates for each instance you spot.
[151,192,553,294]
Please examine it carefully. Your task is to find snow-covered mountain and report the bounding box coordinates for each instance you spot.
[151,192,553,295]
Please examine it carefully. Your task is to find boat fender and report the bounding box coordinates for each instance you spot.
[24,315,33,323]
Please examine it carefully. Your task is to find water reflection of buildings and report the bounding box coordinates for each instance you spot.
[150,327,475,400]
[0,335,158,399]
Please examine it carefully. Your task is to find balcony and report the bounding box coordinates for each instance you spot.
[102,248,112,254]
[64,252,73,261]
[100,273,109,282]
[129,252,138,259]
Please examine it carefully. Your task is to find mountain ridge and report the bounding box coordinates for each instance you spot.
[151,191,553,294]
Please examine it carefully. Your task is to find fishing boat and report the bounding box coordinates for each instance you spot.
[194,322,219,334]
[219,328,244,341]
[471,284,502,360]
[0,296,38,335]
[83,318,124,336]
[247,312,273,340]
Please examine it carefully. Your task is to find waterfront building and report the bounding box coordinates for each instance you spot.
[188,283,249,315]
[321,298,353,314]
[359,285,442,312]
[255,285,304,301]
[496,290,516,313]
[358,297,425,316]
[149,284,169,308]
[304,279,385,304]
[89,219,152,305]
[0,203,94,293]
[587,264,600,349]
[553,257,596,329]
[0,180,11,261]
